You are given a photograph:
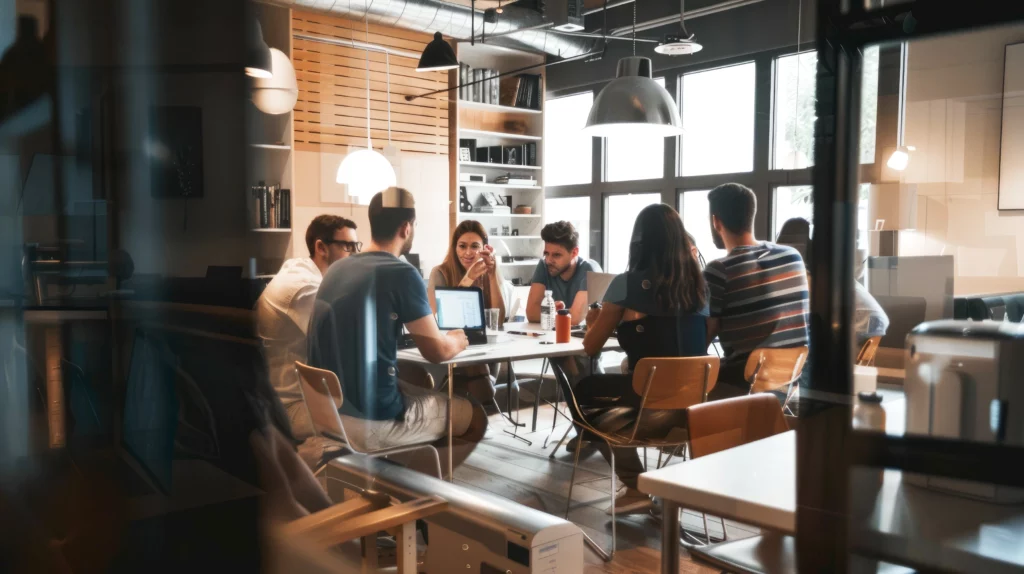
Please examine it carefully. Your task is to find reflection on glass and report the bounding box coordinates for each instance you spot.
[604,193,660,273]
[860,46,881,164]
[544,92,594,186]
[544,196,591,260]
[679,190,729,264]
[605,78,666,182]
[680,62,756,176]
[772,185,871,248]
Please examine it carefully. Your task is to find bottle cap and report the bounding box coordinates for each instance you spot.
[545,290,553,296]
[857,391,883,404]
[557,309,570,315]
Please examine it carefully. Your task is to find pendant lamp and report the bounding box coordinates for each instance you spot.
[416,32,459,72]
[246,18,272,79]
[337,17,397,203]
[251,48,297,114]
[582,56,683,137]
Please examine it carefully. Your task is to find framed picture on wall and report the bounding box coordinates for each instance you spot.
[150,106,204,199]
[459,147,472,162]
[999,42,1024,210]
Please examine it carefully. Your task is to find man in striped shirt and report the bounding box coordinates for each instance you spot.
[703,183,810,399]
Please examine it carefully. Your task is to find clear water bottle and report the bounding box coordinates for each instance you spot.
[540,290,555,330]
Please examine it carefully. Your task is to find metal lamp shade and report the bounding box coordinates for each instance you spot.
[246,19,272,79]
[583,57,683,138]
[416,32,459,72]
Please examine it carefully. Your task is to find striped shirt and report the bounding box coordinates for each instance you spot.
[704,242,809,370]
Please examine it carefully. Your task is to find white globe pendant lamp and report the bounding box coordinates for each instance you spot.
[251,48,298,115]
[336,16,397,204]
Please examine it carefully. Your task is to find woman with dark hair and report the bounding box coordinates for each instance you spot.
[578,203,709,513]
[426,220,506,402]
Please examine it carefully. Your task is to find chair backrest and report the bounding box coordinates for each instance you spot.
[630,357,720,410]
[856,336,882,366]
[744,347,808,394]
[294,361,345,439]
[685,394,789,459]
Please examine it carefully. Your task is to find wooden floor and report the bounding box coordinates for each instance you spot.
[453,395,761,574]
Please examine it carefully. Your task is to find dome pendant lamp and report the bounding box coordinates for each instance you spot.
[583,2,682,138]
[416,32,459,72]
[583,56,683,138]
[246,18,272,79]
[337,16,397,203]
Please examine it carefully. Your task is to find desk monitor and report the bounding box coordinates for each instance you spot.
[587,272,616,306]
[434,287,487,345]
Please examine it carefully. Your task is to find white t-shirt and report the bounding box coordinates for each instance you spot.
[256,257,322,439]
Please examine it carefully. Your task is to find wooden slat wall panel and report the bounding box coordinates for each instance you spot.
[292,12,449,155]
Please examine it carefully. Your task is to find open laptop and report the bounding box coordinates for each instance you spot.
[587,271,617,306]
[434,286,488,345]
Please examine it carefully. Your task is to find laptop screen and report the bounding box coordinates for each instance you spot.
[435,287,485,330]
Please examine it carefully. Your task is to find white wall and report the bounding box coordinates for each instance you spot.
[291,149,449,276]
[893,23,1024,295]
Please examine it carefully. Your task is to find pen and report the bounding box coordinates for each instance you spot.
[507,330,545,337]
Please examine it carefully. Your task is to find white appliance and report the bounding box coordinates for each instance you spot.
[904,319,1024,503]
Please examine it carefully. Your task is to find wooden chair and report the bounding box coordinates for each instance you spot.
[744,347,808,414]
[856,336,882,366]
[552,356,720,561]
[294,361,442,479]
[684,394,789,545]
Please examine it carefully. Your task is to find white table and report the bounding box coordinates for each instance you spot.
[397,322,620,480]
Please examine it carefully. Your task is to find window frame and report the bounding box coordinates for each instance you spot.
[545,44,888,269]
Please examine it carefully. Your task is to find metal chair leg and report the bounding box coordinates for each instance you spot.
[564,428,583,520]
[547,424,572,458]
[608,448,617,559]
[531,359,548,432]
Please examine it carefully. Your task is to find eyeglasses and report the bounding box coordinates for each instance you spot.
[327,240,363,253]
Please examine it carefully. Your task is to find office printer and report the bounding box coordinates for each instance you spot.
[904,319,1024,503]
[325,455,584,573]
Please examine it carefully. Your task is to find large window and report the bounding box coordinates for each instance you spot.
[773,47,881,168]
[773,51,818,170]
[545,196,591,261]
[772,184,871,248]
[679,62,756,176]
[544,92,593,186]
[603,193,661,273]
[605,78,666,182]
[679,190,730,264]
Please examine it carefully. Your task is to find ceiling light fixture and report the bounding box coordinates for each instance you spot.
[337,16,397,202]
[583,2,683,137]
[415,31,459,72]
[887,42,913,171]
[654,0,703,55]
[246,18,272,79]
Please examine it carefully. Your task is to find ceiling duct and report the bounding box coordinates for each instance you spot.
[264,0,597,58]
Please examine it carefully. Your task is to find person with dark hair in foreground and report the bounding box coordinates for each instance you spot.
[256,214,360,467]
[704,183,810,399]
[527,220,602,326]
[307,188,487,473]
[578,204,709,513]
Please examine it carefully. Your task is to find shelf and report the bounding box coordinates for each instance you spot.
[499,259,541,267]
[250,228,292,233]
[460,128,541,141]
[458,212,540,218]
[459,161,541,171]
[459,100,542,114]
[458,182,541,190]
[491,235,541,240]
[250,143,291,150]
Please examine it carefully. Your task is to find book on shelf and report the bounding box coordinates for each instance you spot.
[522,142,537,166]
[490,70,500,104]
[477,205,511,214]
[500,76,521,107]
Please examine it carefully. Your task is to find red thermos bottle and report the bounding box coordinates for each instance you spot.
[555,309,571,343]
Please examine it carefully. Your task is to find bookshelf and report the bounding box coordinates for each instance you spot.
[246,4,295,278]
[450,41,545,296]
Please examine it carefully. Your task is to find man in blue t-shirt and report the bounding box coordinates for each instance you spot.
[527,221,602,326]
[308,187,486,470]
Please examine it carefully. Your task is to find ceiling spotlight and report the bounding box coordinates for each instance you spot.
[655,0,703,57]
[887,145,915,171]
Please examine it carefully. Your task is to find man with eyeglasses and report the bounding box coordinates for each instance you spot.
[256,214,360,467]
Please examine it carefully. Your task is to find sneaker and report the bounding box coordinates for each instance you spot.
[606,488,655,515]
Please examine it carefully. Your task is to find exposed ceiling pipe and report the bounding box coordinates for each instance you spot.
[609,0,766,36]
[263,0,597,58]
[293,32,422,60]
[583,0,636,16]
